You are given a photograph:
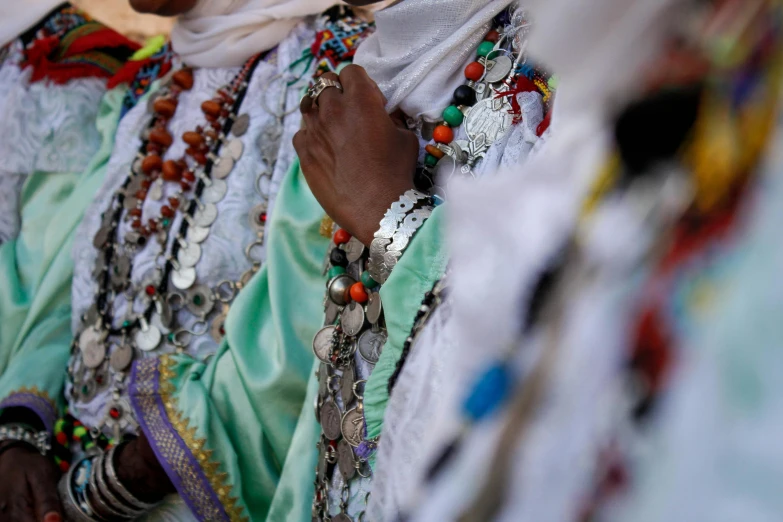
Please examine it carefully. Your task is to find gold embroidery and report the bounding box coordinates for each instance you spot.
[320,215,335,238]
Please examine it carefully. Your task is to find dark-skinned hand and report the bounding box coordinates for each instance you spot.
[295,65,419,247]
[115,432,175,504]
[0,443,62,522]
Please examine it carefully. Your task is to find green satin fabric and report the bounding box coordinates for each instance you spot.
[265,207,447,520]
[0,86,125,407]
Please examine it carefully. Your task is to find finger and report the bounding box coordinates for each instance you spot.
[389,109,409,130]
[339,64,387,105]
[12,482,36,522]
[292,129,308,159]
[31,465,62,522]
[313,71,343,110]
[299,89,315,115]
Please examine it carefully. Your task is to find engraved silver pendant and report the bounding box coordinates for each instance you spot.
[177,242,202,268]
[193,203,218,227]
[81,339,106,369]
[484,55,513,83]
[212,155,234,180]
[92,225,111,249]
[324,299,340,326]
[201,178,228,204]
[109,344,134,372]
[366,291,383,325]
[135,324,162,352]
[313,326,336,364]
[358,329,387,365]
[171,267,197,290]
[337,439,356,481]
[344,237,365,263]
[463,94,514,164]
[341,366,355,406]
[320,400,342,440]
[232,113,250,137]
[340,302,365,337]
[225,139,244,161]
[341,407,364,447]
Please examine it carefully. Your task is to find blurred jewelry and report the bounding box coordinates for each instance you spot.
[307,77,343,105]
[0,423,51,456]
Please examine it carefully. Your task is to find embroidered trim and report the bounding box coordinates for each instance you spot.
[0,387,58,432]
[129,356,247,522]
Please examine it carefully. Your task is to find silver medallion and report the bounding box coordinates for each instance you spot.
[248,203,268,233]
[358,330,387,365]
[341,366,356,406]
[187,225,210,244]
[346,259,362,282]
[225,139,244,161]
[212,156,234,180]
[320,400,342,440]
[341,407,365,447]
[232,113,250,137]
[328,275,355,307]
[340,302,365,337]
[484,55,513,84]
[171,267,197,290]
[177,242,202,268]
[109,344,134,372]
[111,257,132,290]
[337,439,356,481]
[464,95,514,159]
[92,255,106,279]
[201,179,228,204]
[185,284,215,317]
[92,226,111,249]
[79,326,104,350]
[210,312,227,342]
[343,237,365,263]
[135,325,162,352]
[324,299,340,326]
[313,326,336,364]
[81,340,106,369]
[366,291,383,325]
[193,203,218,227]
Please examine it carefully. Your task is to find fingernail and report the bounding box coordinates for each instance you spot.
[44,512,62,522]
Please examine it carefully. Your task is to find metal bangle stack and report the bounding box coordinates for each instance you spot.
[59,444,158,521]
[0,423,51,456]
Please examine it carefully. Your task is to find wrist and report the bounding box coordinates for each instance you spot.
[115,438,174,503]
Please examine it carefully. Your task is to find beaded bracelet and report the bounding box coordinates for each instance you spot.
[0,423,51,456]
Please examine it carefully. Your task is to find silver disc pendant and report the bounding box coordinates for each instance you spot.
[341,366,355,406]
[341,407,365,447]
[344,237,365,263]
[324,299,340,326]
[210,312,227,342]
[366,291,383,325]
[92,226,111,249]
[187,225,210,244]
[464,96,514,148]
[171,267,197,290]
[212,156,234,180]
[185,284,214,317]
[313,326,336,364]
[110,344,134,372]
[177,242,202,268]
[337,439,356,480]
[81,340,106,369]
[328,275,355,307]
[340,302,365,337]
[484,55,513,83]
[92,255,107,279]
[320,400,342,440]
[79,326,104,350]
[201,179,228,204]
[193,203,218,227]
[232,113,250,137]
[225,139,244,161]
[358,330,387,365]
[135,325,162,352]
[248,204,268,233]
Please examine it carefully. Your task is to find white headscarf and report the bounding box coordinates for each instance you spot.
[0,0,62,47]
[353,0,515,121]
[171,0,337,68]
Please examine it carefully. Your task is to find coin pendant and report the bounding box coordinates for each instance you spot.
[232,113,250,137]
[333,513,353,522]
[320,400,342,440]
[341,366,355,406]
[343,236,365,263]
[212,155,234,180]
[187,225,210,244]
[324,299,340,326]
[171,267,196,290]
[79,326,104,349]
[177,242,202,268]
[341,407,365,447]
[484,55,513,83]
[193,203,218,227]
[366,291,383,325]
[340,302,365,337]
[316,444,327,483]
[337,439,356,480]
[92,226,110,249]
[318,365,330,399]
[109,344,134,372]
[358,329,387,365]
[313,326,336,364]
[226,139,244,161]
[185,284,214,317]
[81,340,106,369]
[201,179,228,204]
[135,325,162,352]
[464,96,514,146]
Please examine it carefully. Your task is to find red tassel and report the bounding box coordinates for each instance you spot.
[496,76,541,124]
[107,57,148,89]
[62,28,139,58]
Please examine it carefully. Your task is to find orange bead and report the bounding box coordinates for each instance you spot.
[161,205,175,218]
[425,144,445,160]
[350,282,368,304]
[141,154,163,174]
[182,170,196,182]
[465,61,485,82]
[201,100,222,118]
[334,229,351,245]
[162,160,182,182]
[433,125,454,144]
[153,97,177,119]
[173,68,194,90]
[182,131,204,147]
[168,197,180,209]
[149,127,173,147]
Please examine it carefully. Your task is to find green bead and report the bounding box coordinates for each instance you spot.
[477,41,495,58]
[425,154,439,167]
[162,219,170,227]
[73,426,87,438]
[122,320,131,328]
[81,385,89,394]
[168,332,176,342]
[193,295,203,305]
[442,105,464,127]
[361,271,378,289]
[328,266,346,279]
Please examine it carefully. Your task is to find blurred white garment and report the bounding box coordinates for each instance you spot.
[0,0,61,47]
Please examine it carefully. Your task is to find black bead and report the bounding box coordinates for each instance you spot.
[414,168,434,192]
[330,248,349,268]
[453,85,477,107]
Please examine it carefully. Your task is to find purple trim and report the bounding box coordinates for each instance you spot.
[0,390,58,432]
[129,358,230,522]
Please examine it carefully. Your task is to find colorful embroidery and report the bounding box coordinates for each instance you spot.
[129,356,247,522]
[0,386,58,432]
[114,42,176,118]
[310,8,374,80]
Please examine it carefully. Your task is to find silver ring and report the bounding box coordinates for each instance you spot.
[307,78,343,105]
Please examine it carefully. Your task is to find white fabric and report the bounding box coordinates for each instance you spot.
[353,0,515,121]
[171,0,335,68]
[0,0,61,47]
[69,24,313,429]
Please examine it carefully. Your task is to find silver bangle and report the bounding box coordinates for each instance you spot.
[105,444,160,512]
[382,206,434,275]
[91,452,142,519]
[58,458,100,522]
[0,423,51,456]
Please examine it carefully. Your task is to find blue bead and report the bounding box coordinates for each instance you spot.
[462,362,512,422]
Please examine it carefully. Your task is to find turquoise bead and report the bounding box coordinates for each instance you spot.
[462,361,511,422]
[361,271,378,289]
[425,154,439,167]
[328,266,346,279]
[442,105,464,127]
[477,41,495,58]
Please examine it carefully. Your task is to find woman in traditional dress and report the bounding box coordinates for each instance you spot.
[0,0,358,520]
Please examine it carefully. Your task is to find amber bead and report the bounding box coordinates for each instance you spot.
[182,170,196,182]
[135,189,147,200]
[162,160,182,182]
[161,205,175,218]
[350,282,369,304]
[141,154,163,174]
[433,125,454,144]
[334,229,351,245]
[180,181,192,191]
[168,197,180,209]
[182,131,204,147]
[205,130,219,141]
[425,144,446,160]
[131,219,142,229]
[192,151,208,165]
[173,69,194,90]
[201,100,222,118]
[149,127,173,147]
[465,61,485,82]
[141,179,152,190]
[153,97,177,119]
[146,143,161,155]
[148,220,158,232]
[130,208,142,217]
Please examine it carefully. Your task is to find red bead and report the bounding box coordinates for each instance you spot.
[201,100,222,118]
[485,29,500,43]
[334,228,351,245]
[148,220,158,232]
[145,285,156,296]
[59,460,70,473]
[109,407,121,419]
[153,97,177,119]
[135,189,148,200]
[180,181,192,191]
[146,143,161,155]
[141,179,152,190]
[258,211,267,224]
[192,151,208,165]
[350,282,369,304]
[182,131,204,147]
[433,125,454,144]
[169,197,180,209]
[131,219,142,229]
[149,127,173,147]
[162,160,183,182]
[182,170,196,182]
[56,432,68,445]
[173,68,194,90]
[465,61,485,82]
[130,208,142,217]
[161,205,175,218]
[141,154,163,175]
[425,144,445,160]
